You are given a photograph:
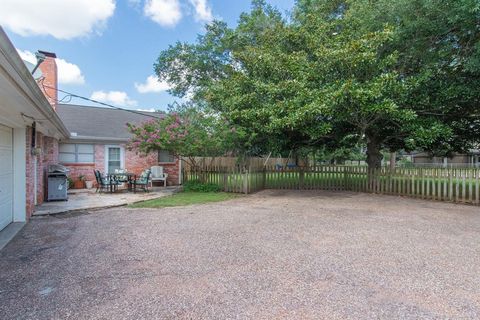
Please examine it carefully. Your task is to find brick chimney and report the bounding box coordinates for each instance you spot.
[37,50,58,110]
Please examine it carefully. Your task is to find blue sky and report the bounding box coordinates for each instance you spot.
[2,0,294,111]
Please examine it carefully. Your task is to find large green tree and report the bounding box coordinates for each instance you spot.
[154,0,480,169]
[296,0,480,159]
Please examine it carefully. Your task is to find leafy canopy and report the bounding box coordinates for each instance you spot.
[151,0,480,168]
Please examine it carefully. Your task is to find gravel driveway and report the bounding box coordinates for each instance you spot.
[1,190,479,319]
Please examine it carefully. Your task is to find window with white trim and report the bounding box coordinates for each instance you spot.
[59,143,94,163]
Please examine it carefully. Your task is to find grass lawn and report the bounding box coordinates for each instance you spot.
[129,191,240,208]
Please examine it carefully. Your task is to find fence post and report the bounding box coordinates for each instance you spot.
[243,168,249,194]
[299,167,305,190]
[262,167,266,190]
[223,169,228,192]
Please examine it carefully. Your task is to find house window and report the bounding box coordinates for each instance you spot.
[59,143,94,163]
[158,150,175,163]
[107,147,121,172]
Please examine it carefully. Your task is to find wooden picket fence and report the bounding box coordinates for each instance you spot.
[182,156,293,170]
[182,165,480,205]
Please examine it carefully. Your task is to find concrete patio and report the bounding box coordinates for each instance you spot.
[34,186,180,216]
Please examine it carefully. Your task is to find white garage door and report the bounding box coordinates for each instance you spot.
[0,124,13,231]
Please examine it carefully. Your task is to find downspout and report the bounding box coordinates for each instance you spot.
[31,122,38,205]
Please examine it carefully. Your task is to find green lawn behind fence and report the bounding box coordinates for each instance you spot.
[183,167,480,204]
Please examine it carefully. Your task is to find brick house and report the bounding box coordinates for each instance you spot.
[28,43,181,187]
[0,27,180,237]
[55,104,181,186]
[0,28,69,233]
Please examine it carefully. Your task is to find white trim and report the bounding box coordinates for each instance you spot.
[13,127,26,222]
[104,145,124,173]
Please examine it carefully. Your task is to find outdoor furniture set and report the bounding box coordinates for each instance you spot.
[93,165,168,193]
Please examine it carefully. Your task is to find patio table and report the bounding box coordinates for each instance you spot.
[108,172,137,193]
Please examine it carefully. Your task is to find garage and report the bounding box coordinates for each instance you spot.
[0,123,13,231]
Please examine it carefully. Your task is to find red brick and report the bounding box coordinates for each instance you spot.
[64,144,180,187]
[37,52,58,110]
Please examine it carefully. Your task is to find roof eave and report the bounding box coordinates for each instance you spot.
[0,27,70,139]
[63,135,130,143]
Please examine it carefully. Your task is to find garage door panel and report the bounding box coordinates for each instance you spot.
[0,148,13,175]
[0,124,13,231]
[0,174,13,202]
[0,124,12,145]
[0,201,13,230]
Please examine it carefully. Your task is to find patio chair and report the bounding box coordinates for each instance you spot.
[94,170,119,193]
[133,169,152,192]
[150,166,168,187]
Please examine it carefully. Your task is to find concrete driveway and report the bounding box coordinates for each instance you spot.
[1,190,479,319]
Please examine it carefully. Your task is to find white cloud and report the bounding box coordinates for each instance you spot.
[56,58,85,85]
[188,0,213,23]
[0,0,115,40]
[16,49,86,85]
[16,49,36,64]
[144,0,182,27]
[135,75,170,93]
[91,90,138,107]
[136,108,157,112]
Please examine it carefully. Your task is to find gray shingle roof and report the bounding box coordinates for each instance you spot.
[56,104,164,142]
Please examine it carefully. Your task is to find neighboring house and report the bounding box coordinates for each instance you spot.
[55,104,180,186]
[411,151,480,167]
[0,28,69,233]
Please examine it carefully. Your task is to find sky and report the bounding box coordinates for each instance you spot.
[1,0,295,112]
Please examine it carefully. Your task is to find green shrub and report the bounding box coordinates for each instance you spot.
[67,177,74,189]
[183,180,222,192]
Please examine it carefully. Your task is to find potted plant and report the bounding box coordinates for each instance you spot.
[74,175,86,189]
[67,177,74,190]
[85,179,94,189]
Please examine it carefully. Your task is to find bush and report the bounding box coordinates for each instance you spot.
[67,177,74,189]
[183,180,222,192]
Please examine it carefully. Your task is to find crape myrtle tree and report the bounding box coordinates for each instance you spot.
[126,105,245,173]
[153,0,480,171]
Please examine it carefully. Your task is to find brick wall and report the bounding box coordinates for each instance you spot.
[38,134,59,205]
[63,145,103,184]
[37,51,58,110]
[160,160,180,186]
[25,127,59,218]
[25,127,34,218]
[125,148,180,186]
[64,144,180,186]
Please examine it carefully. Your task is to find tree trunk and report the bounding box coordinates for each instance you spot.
[366,136,383,191]
[389,152,396,171]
